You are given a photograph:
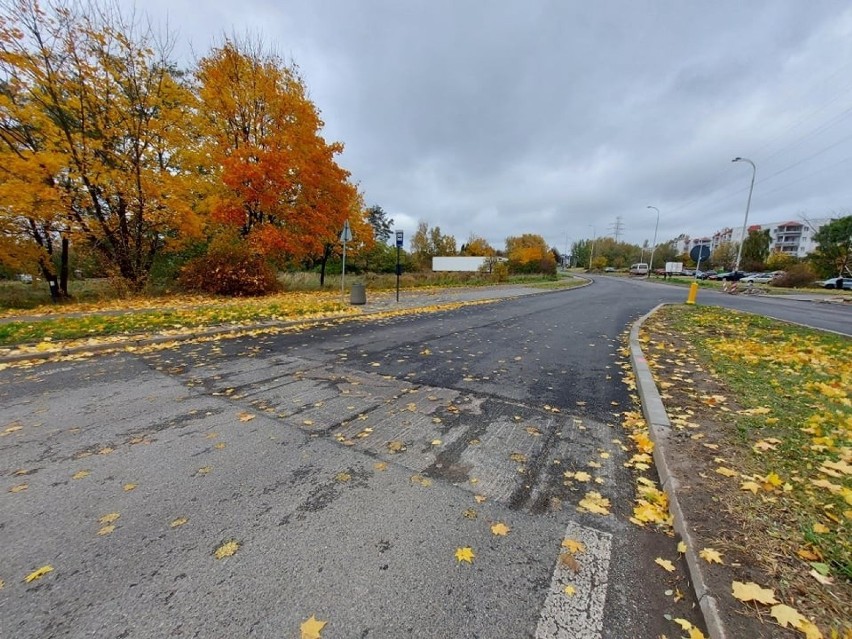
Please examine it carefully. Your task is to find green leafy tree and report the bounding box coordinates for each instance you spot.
[710,241,737,270]
[765,250,797,271]
[409,221,457,270]
[649,239,679,269]
[741,229,771,271]
[571,239,593,269]
[366,205,393,244]
[810,215,852,277]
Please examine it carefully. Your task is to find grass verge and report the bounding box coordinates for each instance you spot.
[0,292,348,347]
[647,304,850,635]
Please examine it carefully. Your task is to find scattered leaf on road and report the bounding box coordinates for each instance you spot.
[655,558,676,572]
[24,565,53,583]
[455,547,475,564]
[490,522,510,536]
[214,540,240,559]
[72,470,90,480]
[300,614,327,639]
[561,538,585,554]
[578,491,611,515]
[170,517,189,528]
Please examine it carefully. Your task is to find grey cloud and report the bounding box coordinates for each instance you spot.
[125,0,852,246]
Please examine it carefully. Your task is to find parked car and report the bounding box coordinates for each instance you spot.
[604,266,616,272]
[816,277,852,290]
[629,263,649,276]
[713,271,746,281]
[741,272,781,284]
[696,270,716,280]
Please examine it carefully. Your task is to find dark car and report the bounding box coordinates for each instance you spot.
[716,271,745,281]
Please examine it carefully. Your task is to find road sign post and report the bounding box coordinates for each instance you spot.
[340,220,352,301]
[395,230,404,302]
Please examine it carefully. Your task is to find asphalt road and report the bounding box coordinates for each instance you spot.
[1,277,848,639]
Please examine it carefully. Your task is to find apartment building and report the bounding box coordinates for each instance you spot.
[676,217,832,259]
[753,218,831,258]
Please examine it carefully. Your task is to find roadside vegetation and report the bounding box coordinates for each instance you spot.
[643,305,850,637]
[0,272,579,347]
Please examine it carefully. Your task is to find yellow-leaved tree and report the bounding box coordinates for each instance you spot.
[0,0,202,292]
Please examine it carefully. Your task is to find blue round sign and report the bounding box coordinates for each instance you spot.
[690,245,711,263]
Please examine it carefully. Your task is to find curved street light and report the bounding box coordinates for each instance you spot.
[647,206,660,277]
[732,157,756,274]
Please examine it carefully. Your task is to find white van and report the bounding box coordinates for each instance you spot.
[629,263,649,276]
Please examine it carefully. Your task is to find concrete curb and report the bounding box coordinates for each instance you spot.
[629,303,728,639]
[0,279,592,364]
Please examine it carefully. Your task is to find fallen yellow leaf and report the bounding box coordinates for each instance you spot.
[410,474,431,487]
[715,466,737,478]
[677,541,687,553]
[561,538,585,554]
[731,580,777,605]
[563,584,576,597]
[490,522,510,536]
[740,481,760,494]
[455,547,474,564]
[24,565,53,583]
[655,557,676,573]
[300,614,327,639]
[214,540,240,559]
[123,483,137,492]
[578,491,611,515]
[699,548,723,564]
[72,470,90,480]
[770,604,807,629]
[170,517,189,528]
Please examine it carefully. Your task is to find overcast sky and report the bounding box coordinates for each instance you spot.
[128,0,851,251]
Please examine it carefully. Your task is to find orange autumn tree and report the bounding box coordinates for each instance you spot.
[195,39,367,283]
[0,0,202,291]
[505,233,556,274]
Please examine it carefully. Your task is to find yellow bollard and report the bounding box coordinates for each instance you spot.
[686,281,699,305]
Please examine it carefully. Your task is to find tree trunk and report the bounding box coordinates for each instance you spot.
[319,244,332,287]
[38,257,61,303]
[59,237,70,297]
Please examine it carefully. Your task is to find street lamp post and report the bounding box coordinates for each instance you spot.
[588,226,596,270]
[732,157,756,274]
[647,206,660,278]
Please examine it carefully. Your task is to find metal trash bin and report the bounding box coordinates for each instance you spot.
[350,283,366,305]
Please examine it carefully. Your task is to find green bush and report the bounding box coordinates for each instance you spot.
[179,236,280,296]
[772,263,817,288]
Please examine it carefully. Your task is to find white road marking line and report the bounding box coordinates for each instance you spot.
[535,521,613,639]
